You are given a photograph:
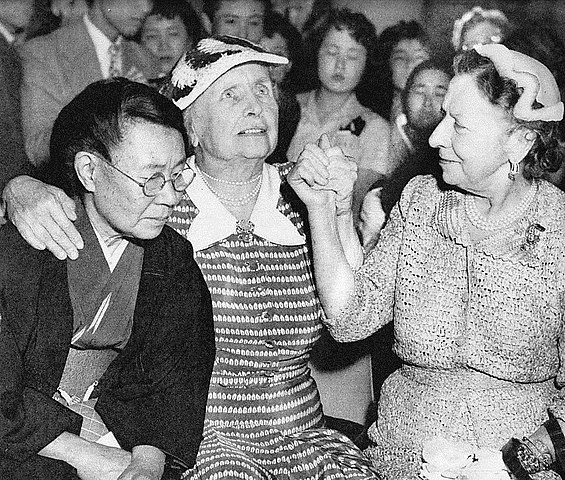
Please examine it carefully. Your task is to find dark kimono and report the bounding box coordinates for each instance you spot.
[0,221,215,479]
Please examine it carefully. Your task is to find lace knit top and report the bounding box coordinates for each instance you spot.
[329,174,565,386]
[327,175,565,478]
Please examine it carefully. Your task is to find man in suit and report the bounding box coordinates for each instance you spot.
[0,1,34,197]
[20,0,160,166]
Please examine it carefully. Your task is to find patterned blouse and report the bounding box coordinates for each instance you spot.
[167,161,379,479]
[326,175,565,479]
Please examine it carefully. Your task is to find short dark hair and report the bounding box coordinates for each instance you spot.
[401,58,452,113]
[311,8,377,93]
[141,0,205,44]
[454,50,563,178]
[48,78,189,197]
[203,0,271,22]
[263,10,303,89]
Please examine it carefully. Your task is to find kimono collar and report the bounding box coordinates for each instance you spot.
[184,157,305,250]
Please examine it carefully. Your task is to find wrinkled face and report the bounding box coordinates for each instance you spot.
[405,68,450,133]
[213,0,266,43]
[0,0,34,31]
[190,63,278,164]
[260,32,291,85]
[99,0,153,38]
[318,27,367,95]
[89,121,186,239]
[461,20,502,51]
[429,74,514,192]
[141,14,191,75]
[390,38,429,91]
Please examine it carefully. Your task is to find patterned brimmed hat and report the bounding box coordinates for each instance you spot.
[163,35,288,111]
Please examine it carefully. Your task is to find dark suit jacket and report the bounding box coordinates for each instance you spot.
[20,20,160,165]
[0,224,215,480]
[0,35,32,192]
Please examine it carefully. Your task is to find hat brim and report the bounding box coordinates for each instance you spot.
[173,50,288,111]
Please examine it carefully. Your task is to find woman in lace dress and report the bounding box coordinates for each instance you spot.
[288,45,565,479]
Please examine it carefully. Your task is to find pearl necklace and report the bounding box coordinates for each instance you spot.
[197,166,262,206]
[199,167,262,186]
[464,181,537,232]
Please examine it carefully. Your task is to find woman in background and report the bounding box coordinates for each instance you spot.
[451,5,509,52]
[287,8,391,224]
[139,0,204,79]
[260,10,303,162]
[363,20,430,122]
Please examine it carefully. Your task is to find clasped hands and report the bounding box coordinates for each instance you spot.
[288,134,358,216]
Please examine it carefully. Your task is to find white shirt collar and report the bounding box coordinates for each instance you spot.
[184,158,305,251]
[83,14,120,78]
[0,22,15,44]
[91,222,129,272]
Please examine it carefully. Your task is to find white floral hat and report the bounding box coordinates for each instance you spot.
[165,35,288,111]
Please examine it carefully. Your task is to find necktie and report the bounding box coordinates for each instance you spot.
[108,41,122,78]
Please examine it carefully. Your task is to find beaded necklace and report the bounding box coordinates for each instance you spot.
[197,165,263,206]
[464,181,537,232]
[199,167,262,186]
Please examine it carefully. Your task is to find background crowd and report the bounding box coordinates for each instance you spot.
[2,0,565,479]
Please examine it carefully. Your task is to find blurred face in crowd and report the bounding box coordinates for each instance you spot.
[0,0,34,32]
[405,68,450,133]
[318,27,367,95]
[212,0,266,43]
[141,14,192,75]
[282,0,314,33]
[429,74,515,192]
[260,32,292,85]
[189,63,278,164]
[82,120,186,240]
[92,0,153,40]
[50,0,89,26]
[460,20,502,51]
[390,38,429,91]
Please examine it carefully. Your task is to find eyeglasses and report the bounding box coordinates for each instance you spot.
[96,154,195,197]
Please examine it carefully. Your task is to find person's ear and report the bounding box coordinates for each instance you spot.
[504,127,537,164]
[200,12,213,35]
[75,152,97,192]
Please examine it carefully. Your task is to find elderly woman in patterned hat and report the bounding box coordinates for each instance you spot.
[1,36,378,479]
[289,43,565,479]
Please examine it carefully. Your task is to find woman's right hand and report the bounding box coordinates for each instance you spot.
[287,136,357,213]
[3,175,83,259]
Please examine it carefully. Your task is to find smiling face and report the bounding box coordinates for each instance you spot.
[405,68,451,133]
[428,74,515,193]
[390,38,429,91]
[213,0,266,43]
[141,14,191,75]
[86,120,186,240]
[317,27,367,95]
[189,63,278,164]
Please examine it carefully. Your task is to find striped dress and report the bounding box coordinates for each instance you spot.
[167,161,378,479]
